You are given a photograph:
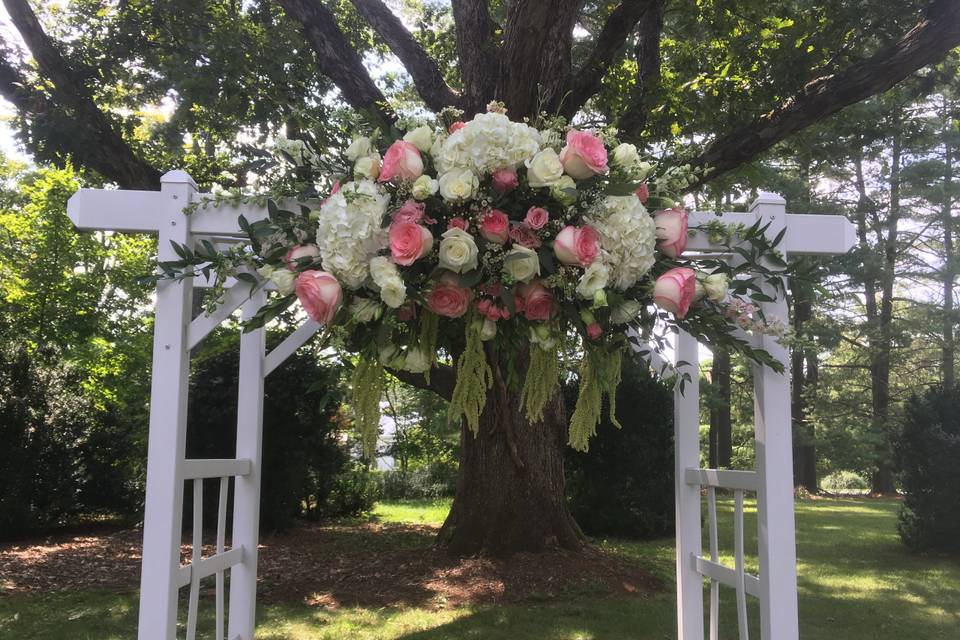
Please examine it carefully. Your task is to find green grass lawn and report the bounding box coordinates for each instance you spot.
[2,497,958,639]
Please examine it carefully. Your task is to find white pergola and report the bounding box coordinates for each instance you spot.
[67,171,855,640]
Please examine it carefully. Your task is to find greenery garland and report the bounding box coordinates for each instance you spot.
[448,316,492,435]
[520,346,560,424]
[351,353,384,459]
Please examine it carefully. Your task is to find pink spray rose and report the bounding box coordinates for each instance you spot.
[518,281,556,321]
[654,267,697,318]
[553,225,600,267]
[392,199,426,224]
[389,221,434,266]
[480,209,510,244]
[586,322,603,340]
[491,168,519,194]
[285,244,321,270]
[524,206,549,230]
[559,129,609,179]
[654,208,689,259]
[379,140,423,182]
[448,121,465,133]
[509,223,542,249]
[427,274,473,318]
[448,217,469,232]
[295,270,342,324]
[635,182,649,204]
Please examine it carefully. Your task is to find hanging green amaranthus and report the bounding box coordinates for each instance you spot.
[417,310,439,383]
[448,316,492,435]
[520,346,560,423]
[351,353,384,459]
[568,347,623,451]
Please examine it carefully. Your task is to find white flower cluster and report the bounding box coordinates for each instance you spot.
[315,180,390,288]
[433,112,542,175]
[587,194,657,290]
[369,256,407,308]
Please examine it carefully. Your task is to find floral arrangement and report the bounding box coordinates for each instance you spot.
[162,104,788,454]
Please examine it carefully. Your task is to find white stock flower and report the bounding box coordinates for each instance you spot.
[403,126,434,152]
[368,256,407,308]
[502,245,540,283]
[434,112,542,175]
[345,136,374,161]
[526,148,564,188]
[438,169,479,201]
[576,262,610,299]
[586,194,656,290]
[411,175,439,200]
[315,181,390,288]
[438,228,479,273]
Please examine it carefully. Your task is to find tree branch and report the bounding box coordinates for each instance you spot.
[616,0,665,139]
[277,0,397,129]
[388,363,457,402]
[350,0,460,112]
[690,0,960,187]
[451,0,499,115]
[562,0,654,119]
[2,0,161,189]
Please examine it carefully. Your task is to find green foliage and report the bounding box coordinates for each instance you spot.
[376,464,457,501]
[895,385,960,551]
[448,317,492,436]
[566,355,674,538]
[820,471,870,495]
[520,346,560,423]
[568,347,622,451]
[324,464,379,518]
[351,353,385,460]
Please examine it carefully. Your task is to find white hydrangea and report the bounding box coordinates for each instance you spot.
[315,180,390,288]
[433,112,542,175]
[586,194,657,290]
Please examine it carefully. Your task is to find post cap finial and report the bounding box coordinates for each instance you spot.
[160,170,197,189]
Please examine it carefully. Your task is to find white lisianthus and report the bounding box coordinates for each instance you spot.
[611,143,641,174]
[345,136,373,161]
[702,272,729,302]
[502,245,540,283]
[526,148,564,188]
[586,194,656,290]
[349,297,381,323]
[403,126,434,153]
[354,154,381,180]
[576,262,610,299]
[480,318,498,341]
[438,228,479,273]
[610,299,643,324]
[438,169,479,201]
[402,346,432,373]
[434,112,542,174]
[411,175,439,200]
[315,181,390,288]
[550,175,577,206]
[379,277,407,308]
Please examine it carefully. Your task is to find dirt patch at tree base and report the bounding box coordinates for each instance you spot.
[0,521,663,610]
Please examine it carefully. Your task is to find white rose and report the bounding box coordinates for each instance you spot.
[411,175,439,200]
[349,297,381,323]
[345,136,373,161]
[379,276,407,308]
[526,148,564,188]
[502,246,540,284]
[354,155,381,180]
[550,175,577,206]
[610,299,643,324]
[438,228,479,273]
[480,318,498,341]
[269,269,297,296]
[403,126,434,153]
[611,143,640,172]
[702,273,729,302]
[438,169,479,201]
[576,262,609,299]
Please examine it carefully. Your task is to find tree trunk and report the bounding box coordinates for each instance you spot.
[941,95,955,389]
[710,349,732,469]
[438,351,584,556]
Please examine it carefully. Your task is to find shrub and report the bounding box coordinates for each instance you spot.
[820,471,869,494]
[895,385,960,552]
[322,465,380,517]
[376,463,458,500]
[565,354,675,539]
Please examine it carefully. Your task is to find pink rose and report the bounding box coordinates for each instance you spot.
[389,221,434,266]
[392,199,426,224]
[448,121,465,133]
[448,217,469,232]
[559,129,608,179]
[654,208,689,259]
[509,223,541,249]
[427,274,473,318]
[586,322,602,340]
[379,140,423,182]
[295,270,342,324]
[491,168,519,194]
[654,267,697,319]
[524,206,549,230]
[285,244,321,270]
[477,298,508,321]
[553,225,600,267]
[480,209,510,244]
[518,281,556,321]
[635,182,649,204]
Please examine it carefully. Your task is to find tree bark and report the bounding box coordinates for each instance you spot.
[437,349,584,556]
[451,0,498,115]
[790,277,818,492]
[709,348,732,469]
[941,95,955,389]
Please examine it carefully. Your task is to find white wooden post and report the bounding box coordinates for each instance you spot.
[749,193,800,640]
[674,329,704,640]
[228,290,267,640]
[137,171,197,640]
